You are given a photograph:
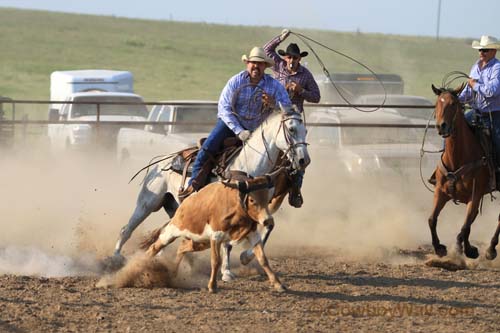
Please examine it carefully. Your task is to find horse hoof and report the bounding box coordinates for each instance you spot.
[435,244,447,257]
[465,246,479,259]
[99,254,127,273]
[208,287,217,294]
[274,284,287,293]
[240,251,255,266]
[485,248,497,260]
[221,270,236,282]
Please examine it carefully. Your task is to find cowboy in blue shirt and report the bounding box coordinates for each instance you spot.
[458,35,500,189]
[179,47,291,200]
[461,36,500,160]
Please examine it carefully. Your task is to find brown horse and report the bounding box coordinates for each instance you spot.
[429,84,500,260]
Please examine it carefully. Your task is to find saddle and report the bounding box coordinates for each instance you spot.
[171,137,243,193]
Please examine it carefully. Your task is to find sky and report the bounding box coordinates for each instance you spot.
[0,0,499,39]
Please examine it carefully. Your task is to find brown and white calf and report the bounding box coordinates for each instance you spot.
[140,172,285,293]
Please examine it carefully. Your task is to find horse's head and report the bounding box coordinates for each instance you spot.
[276,104,311,171]
[432,84,466,138]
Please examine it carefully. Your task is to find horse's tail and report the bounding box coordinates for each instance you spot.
[139,221,170,250]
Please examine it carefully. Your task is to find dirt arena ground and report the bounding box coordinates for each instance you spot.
[1,146,499,332]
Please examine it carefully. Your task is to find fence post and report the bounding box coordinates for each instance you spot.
[96,102,100,147]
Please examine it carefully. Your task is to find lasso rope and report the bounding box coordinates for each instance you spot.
[290,31,387,112]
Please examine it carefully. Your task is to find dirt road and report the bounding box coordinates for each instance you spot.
[1,150,500,332]
[1,246,499,333]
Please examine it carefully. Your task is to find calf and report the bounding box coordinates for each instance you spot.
[140,171,285,293]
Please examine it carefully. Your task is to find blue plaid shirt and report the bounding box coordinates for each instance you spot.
[459,57,500,112]
[218,70,291,134]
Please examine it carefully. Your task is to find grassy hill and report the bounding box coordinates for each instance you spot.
[0,8,476,102]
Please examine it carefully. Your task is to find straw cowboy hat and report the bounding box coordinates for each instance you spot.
[241,47,275,68]
[471,35,500,49]
[278,43,308,58]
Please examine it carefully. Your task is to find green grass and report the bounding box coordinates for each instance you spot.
[0,8,477,103]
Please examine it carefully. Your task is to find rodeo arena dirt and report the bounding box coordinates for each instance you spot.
[1,124,500,333]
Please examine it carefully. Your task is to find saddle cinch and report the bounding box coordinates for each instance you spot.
[170,137,243,192]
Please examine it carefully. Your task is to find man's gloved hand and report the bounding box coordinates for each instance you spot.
[286,81,303,95]
[238,130,251,142]
[280,29,290,41]
[262,92,276,110]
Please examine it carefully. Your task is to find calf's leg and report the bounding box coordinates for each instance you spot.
[174,239,210,276]
[246,231,285,292]
[208,238,222,293]
[145,224,178,257]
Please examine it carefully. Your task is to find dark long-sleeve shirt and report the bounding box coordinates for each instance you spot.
[264,35,321,112]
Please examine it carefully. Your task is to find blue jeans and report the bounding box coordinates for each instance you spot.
[188,119,236,188]
[465,110,500,166]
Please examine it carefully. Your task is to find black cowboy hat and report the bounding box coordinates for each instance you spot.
[278,43,308,58]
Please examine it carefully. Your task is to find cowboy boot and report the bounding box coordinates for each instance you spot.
[288,174,303,208]
[288,186,303,208]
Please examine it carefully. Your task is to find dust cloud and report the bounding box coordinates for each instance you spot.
[0,140,166,277]
[1,138,500,279]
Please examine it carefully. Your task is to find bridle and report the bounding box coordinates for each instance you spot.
[436,91,462,138]
[274,109,309,171]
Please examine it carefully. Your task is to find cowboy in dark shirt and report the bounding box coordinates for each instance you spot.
[264,29,321,208]
[264,29,321,112]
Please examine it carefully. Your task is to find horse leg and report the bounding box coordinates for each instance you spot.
[240,224,274,266]
[485,213,500,260]
[428,192,449,257]
[248,233,285,292]
[456,199,480,259]
[221,243,236,282]
[208,238,222,293]
[162,192,179,217]
[114,182,167,256]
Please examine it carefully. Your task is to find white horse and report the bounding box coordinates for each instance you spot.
[113,104,310,279]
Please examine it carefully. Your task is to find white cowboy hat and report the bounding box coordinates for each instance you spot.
[241,47,275,68]
[471,35,500,49]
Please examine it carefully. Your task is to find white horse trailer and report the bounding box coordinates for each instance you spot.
[49,70,134,116]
